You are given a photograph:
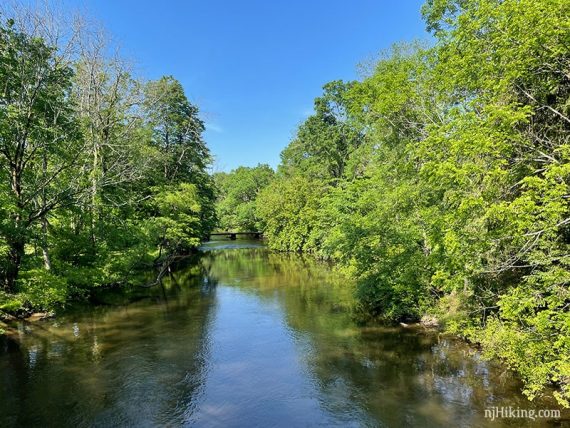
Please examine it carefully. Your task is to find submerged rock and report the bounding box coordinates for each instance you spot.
[25,312,53,322]
[420,315,440,329]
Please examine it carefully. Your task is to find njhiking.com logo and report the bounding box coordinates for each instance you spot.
[484,406,561,422]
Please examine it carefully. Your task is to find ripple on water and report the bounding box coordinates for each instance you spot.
[0,247,567,427]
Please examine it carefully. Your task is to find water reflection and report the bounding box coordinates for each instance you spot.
[0,242,567,427]
[1,272,216,427]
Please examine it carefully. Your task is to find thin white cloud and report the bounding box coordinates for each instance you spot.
[206,123,223,133]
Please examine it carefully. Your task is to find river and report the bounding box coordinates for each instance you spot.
[0,240,566,427]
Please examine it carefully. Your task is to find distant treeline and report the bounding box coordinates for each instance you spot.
[0,7,216,313]
[215,0,570,406]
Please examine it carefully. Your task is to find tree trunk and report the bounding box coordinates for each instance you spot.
[41,153,52,271]
[6,165,24,292]
[5,237,24,293]
[41,216,52,271]
[90,136,99,249]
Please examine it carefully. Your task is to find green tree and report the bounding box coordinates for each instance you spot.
[144,76,209,184]
[421,0,570,405]
[281,80,364,182]
[0,11,217,312]
[255,0,570,406]
[143,76,216,238]
[214,164,274,231]
[0,19,81,291]
[257,175,328,253]
[148,183,204,255]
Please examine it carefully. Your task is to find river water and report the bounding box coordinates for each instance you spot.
[0,240,567,427]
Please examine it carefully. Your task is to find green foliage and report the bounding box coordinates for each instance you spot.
[0,17,216,315]
[0,291,24,313]
[144,76,209,183]
[142,76,217,238]
[214,164,274,231]
[2,0,569,408]
[16,269,68,310]
[0,17,80,291]
[257,175,327,252]
[251,0,570,407]
[281,80,364,181]
[147,183,203,253]
[418,0,570,406]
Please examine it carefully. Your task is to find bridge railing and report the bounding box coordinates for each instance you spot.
[209,231,262,240]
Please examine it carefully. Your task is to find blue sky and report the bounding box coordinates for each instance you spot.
[75,0,428,172]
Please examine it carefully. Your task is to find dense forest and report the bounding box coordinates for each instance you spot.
[214,164,274,232]
[217,0,570,406]
[0,7,216,313]
[1,0,570,408]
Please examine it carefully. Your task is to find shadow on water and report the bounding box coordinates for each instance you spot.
[0,270,217,427]
[0,239,568,427]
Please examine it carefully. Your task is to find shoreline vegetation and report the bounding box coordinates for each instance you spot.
[0,4,216,318]
[215,0,570,407]
[1,0,570,408]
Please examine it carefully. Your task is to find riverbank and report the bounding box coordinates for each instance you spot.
[2,238,568,414]
[1,245,566,427]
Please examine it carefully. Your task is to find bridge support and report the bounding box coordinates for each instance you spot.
[209,231,262,240]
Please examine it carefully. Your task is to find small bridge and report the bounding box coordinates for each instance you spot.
[209,231,262,240]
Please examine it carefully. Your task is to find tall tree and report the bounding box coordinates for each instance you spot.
[214,164,274,231]
[143,76,216,242]
[281,80,364,181]
[72,43,152,251]
[144,76,209,184]
[0,18,81,291]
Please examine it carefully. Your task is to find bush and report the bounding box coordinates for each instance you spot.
[17,269,68,311]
